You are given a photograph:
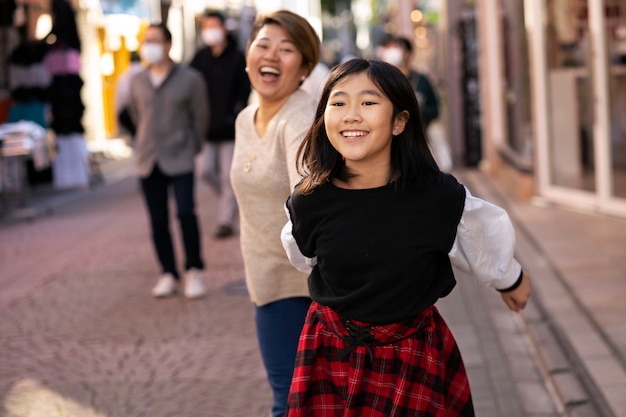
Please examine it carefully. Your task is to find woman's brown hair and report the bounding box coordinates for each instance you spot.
[245,9,320,77]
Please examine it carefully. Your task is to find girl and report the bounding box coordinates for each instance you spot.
[281,59,531,416]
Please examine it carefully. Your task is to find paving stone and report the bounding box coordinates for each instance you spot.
[3,161,621,416]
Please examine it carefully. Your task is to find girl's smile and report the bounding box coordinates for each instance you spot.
[324,73,406,175]
[341,130,369,141]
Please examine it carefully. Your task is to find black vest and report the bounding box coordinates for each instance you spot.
[288,173,466,324]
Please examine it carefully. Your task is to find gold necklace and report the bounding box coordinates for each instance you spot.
[243,154,256,172]
[243,136,263,172]
[245,111,270,172]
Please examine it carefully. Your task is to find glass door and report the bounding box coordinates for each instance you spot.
[605,0,626,199]
[545,0,597,192]
[530,0,626,216]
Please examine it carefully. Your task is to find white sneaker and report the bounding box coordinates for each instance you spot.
[151,273,178,298]
[184,268,206,299]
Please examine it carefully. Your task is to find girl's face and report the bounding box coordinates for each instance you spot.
[246,24,308,104]
[324,72,406,171]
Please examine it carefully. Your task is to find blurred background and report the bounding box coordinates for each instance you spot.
[1,0,626,219]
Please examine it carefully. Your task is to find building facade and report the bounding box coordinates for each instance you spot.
[463,0,626,218]
[7,0,626,218]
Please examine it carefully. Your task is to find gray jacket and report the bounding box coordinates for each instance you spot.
[129,64,209,178]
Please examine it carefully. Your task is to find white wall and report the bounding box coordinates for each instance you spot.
[253,0,322,40]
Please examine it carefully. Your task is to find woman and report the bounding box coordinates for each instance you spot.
[281,59,531,416]
[230,10,320,417]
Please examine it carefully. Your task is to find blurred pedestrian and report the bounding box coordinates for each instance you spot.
[281,59,531,416]
[190,9,251,239]
[128,23,209,299]
[115,50,143,141]
[230,10,320,417]
[379,35,439,128]
[379,35,451,170]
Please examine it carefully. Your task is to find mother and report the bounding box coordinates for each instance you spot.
[230,9,321,417]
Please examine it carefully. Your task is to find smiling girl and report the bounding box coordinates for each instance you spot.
[281,59,531,416]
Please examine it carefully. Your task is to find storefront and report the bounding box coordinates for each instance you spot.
[81,0,320,140]
[472,0,626,218]
[529,0,626,217]
[79,0,160,141]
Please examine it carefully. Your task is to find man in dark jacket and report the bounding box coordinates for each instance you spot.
[190,10,251,238]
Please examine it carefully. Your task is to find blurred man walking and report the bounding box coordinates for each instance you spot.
[129,23,209,298]
[191,10,250,238]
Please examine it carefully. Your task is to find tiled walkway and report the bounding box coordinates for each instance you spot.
[0,156,623,416]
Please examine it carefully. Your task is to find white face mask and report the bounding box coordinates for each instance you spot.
[381,47,404,66]
[140,42,165,64]
[202,28,225,46]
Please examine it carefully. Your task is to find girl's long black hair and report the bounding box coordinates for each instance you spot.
[295,58,441,195]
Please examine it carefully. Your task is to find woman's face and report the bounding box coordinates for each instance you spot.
[246,23,308,103]
[324,72,406,170]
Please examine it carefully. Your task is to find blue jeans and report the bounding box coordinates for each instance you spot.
[140,164,204,279]
[255,297,311,417]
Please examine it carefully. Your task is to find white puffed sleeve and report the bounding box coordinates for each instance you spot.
[449,186,522,290]
[281,204,317,274]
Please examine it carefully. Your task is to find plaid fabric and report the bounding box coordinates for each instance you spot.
[285,302,475,417]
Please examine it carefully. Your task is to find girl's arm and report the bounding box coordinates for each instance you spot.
[449,186,531,311]
[280,204,316,274]
[500,272,531,312]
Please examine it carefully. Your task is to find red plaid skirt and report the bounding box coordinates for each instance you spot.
[285,302,475,417]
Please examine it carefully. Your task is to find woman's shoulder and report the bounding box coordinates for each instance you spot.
[235,103,258,127]
[282,90,317,119]
[276,91,317,138]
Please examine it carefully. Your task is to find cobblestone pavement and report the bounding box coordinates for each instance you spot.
[0,173,272,417]
[459,169,626,417]
[0,157,603,417]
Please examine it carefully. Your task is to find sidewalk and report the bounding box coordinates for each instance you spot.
[0,156,271,417]
[1,154,624,416]
[457,169,626,417]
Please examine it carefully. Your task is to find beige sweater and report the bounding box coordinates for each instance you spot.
[231,89,316,306]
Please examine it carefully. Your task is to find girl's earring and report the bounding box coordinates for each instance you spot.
[245,66,249,72]
[393,128,398,134]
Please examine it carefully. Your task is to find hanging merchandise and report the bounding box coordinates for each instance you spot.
[0,120,49,196]
[8,40,51,128]
[44,0,90,189]
[7,39,53,185]
[0,0,19,97]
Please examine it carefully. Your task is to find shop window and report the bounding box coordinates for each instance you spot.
[500,0,533,170]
